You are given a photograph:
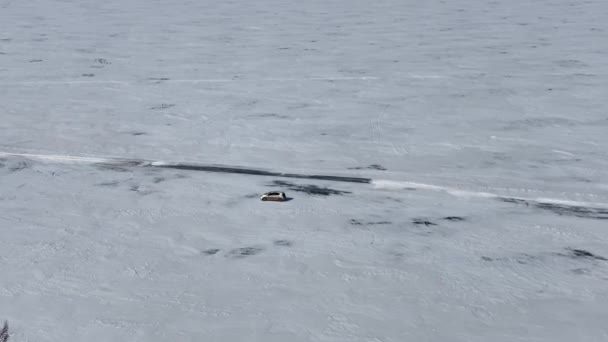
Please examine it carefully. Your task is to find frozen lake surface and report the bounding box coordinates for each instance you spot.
[1,0,608,341]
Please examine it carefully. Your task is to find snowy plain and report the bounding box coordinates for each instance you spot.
[1,0,608,341]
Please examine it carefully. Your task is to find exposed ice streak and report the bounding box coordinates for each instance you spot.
[372,179,608,208]
[0,151,120,164]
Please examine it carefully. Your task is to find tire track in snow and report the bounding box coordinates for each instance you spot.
[0,151,371,184]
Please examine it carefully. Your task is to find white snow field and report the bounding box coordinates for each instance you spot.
[2,0,608,340]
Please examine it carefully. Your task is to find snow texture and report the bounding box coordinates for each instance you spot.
[1,0,608,341]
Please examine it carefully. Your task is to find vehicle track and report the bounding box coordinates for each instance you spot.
[3,150,608,220]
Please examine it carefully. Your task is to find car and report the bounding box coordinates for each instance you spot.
[260,191,287,201]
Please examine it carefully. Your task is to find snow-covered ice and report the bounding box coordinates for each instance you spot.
[1,0,608,341]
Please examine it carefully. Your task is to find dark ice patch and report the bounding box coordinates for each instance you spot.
[149,77,170,81]
[202,248,220,255]
[95,160,144,173]
[129,184,154,196]
[269,180,351,196]
[368,164,386,170]
[0,321,8,342]
[500,197,530,206]
[105,166,130,172]
[500,197,608,220]
[129,184,152,195]
[412,219,437,226]
[483,248,606,267]
[9,162,28,172]
[152,177,165,184]
[348,164,386,171]
[96,181,121,187]
[573,73,596,78]
[514,253,538,265]
[104,161,145,167]
[131,132,146,136]
[152,164,370,184]
[561,248,607,261]
[555,59,588,68]
[249,113,288,119]
[535,202,608,220]
[226,246,264,258]
[150,104,175,110]
[503,117,580,131]
[29,59,43,63]
[94,58,111,64]
[350,219,390,226]
[443,216,465,222]
[81,73,94,77]
[386,197,402,202]
[96,164,133,173]
[481,253,540,265]
[274,240,292,247]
